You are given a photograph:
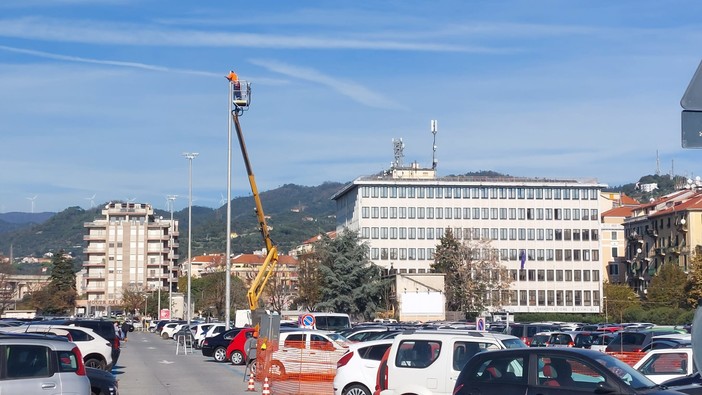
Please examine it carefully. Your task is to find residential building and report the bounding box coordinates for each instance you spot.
[332,167,607,314]
[82,202,179,316]
[600,193,639,284]
[624,189,702,296]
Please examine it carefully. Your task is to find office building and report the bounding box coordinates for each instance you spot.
[332,166,606,313]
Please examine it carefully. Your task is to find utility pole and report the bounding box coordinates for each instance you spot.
[167,194,177,318]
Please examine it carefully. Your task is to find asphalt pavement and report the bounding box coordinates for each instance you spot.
[114,330,255,394]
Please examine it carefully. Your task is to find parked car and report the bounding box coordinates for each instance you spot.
[507,323,561,346]
[606,330,687,353]
[192,323,217,349]
[269,329,350,380]
[547,331,598,349]
[591,333,616,352]
[201,328,243,362]
[86,367,119,395]
[38,319,122,367]
[199,323,227,348]
[226,327,255,365]
[530,331,556,347]
[160,322,185,339]
[5,324,113,370]
[376,329,525,395]
[634,348,693,384]
[334,339,393,395]
[641,339,692,353]
[453,347,686,395]
[0,331,91,394]
[345,327,395,343]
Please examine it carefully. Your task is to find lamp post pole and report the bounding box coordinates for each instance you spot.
[603,296,608,324]
[225,75,233,330]
[167,195,177,318]
[183,152,199,326]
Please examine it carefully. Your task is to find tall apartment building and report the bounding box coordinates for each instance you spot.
[83,202,179,316]
[624,189,702,296]
[332,167,606,314]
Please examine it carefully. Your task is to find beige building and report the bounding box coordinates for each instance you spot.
[332,168,607,314]
[624,189,702,296]
[82,202,179,316]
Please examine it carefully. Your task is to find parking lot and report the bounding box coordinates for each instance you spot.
[116,330,255,394]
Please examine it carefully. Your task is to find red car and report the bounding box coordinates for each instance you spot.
[226,327,254,365]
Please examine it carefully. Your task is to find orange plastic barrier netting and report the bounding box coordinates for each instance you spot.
[606,352,646,367]
[254,341,340,395]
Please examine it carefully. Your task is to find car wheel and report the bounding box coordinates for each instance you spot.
[269,360,286,379]
[343,384,371,395]
[250,360,257,376]
[84,357,106,370]
[231,351,244,365]
[162,332,170,339]
[213,347,227,362]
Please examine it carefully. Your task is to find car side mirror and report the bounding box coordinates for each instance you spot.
[594,381,617,394]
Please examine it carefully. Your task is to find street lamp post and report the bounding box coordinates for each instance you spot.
[225,75,234,330]
[167,195,177,318]
[603,296,608,324]
[183,152,199,326]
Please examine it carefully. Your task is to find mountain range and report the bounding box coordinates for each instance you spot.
[0,173,678,268]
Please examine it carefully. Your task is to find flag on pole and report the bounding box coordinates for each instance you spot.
[519,250,526,270]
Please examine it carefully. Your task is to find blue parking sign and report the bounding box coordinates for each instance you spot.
[475,317,485,331]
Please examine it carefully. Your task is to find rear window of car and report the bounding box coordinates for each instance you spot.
[395,340,441,369]
[6,345,51,378]
[612,332,647,345]
[471,355,526,383]
[502,338,527,349]
[359,343,392,361]
[549,334,573,345]
[508,326,524,337]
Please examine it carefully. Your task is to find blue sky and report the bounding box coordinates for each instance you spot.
[1,0,701,213]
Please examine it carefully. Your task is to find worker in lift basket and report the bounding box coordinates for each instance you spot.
[226,70,242,100]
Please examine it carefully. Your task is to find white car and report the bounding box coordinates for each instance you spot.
[3,324,113,370]
[160,322,184,339]
[269,329,349,380]
[334,339,393,395]
[199,323,227,348]
[634,348,693,384]
[192,323,217,349]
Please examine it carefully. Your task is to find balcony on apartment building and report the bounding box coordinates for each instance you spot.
[83,260,106,267]
[84,246,106,254]
[83,234,106,241]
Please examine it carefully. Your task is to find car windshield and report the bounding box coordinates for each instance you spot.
[594,354,656,389]
[327,333,349,344]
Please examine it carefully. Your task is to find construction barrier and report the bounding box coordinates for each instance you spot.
[255,340,340,395]
[607,351,646,367]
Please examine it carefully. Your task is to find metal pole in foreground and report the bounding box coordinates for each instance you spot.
[225,77,233,330]
[183,152,199,325]
[167,195,177,318]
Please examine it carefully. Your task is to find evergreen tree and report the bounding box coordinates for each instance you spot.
[431,229,466,311]
[314,230,385,321]
[31,250,78,315]
[647,262,687,309]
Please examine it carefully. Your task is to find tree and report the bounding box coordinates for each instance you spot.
[120,285,147,316]
[192,271,247,320]
[432,232,511,317]
[431,229,467,311]
[31,250,78,315]
[647,262,688,309]
[685,250,702,308]
[603,282,640,322]
[293,254,322,311]
[314,229,385,321]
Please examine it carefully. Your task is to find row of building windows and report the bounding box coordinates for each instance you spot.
[361,227,599,242]
[362,186,600,200]
[361,206,600,221]
[483,289,601,307]
[510,269,600,282]
[369,247,600,262]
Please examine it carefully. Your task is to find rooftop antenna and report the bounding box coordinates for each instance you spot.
[431,120,438,170]
[27,195,37,213]
[85,194,96,209]
[656,150,661,176]
[392,138,404,169]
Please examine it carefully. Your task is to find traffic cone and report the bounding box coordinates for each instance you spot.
[261,377,270,395]
[246,373,256,392]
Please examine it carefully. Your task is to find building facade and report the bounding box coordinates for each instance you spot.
[82,202,179,316]
[332,168,607,314]
[624,189,702,296]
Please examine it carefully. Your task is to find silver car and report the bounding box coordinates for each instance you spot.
[0,332,90,395]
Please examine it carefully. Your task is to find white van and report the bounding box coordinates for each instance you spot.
[378,330,525,395]
[297,312,351,332]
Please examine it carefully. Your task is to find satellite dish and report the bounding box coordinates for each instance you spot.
[649,198,655,203]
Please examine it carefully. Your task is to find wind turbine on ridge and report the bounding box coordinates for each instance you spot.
[85,194,96,208]
[26,195,37,214]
